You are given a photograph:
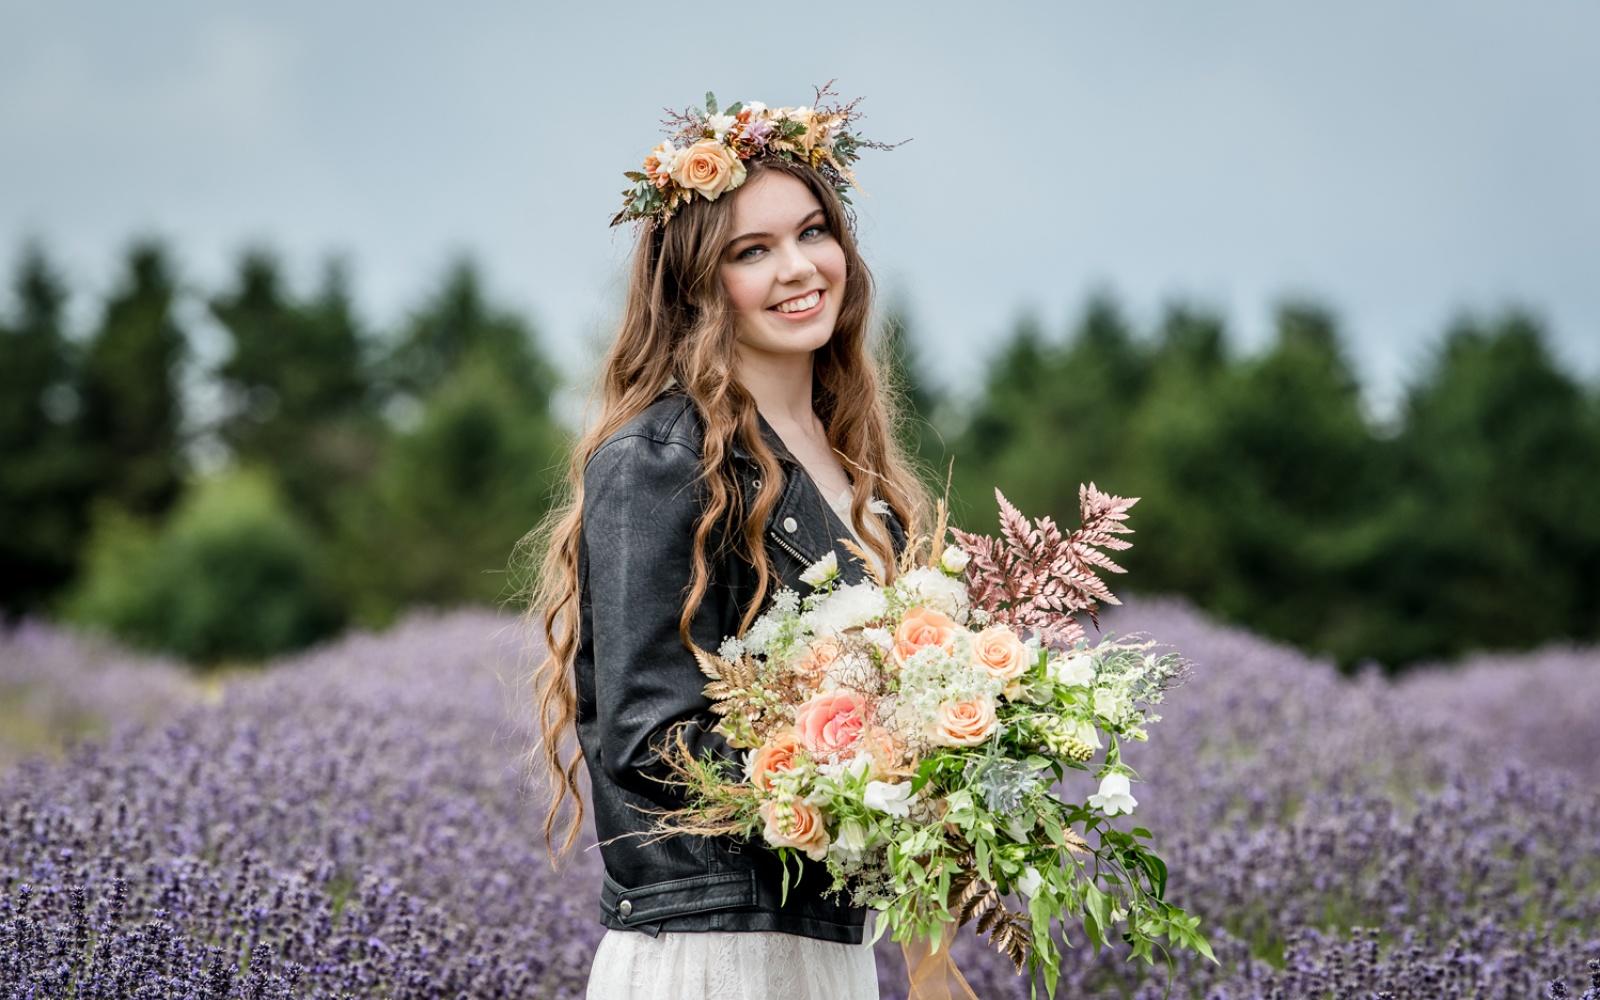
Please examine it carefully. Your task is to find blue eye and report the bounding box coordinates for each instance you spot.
[735,224,829,261]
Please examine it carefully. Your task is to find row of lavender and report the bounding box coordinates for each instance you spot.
[2,599,1597,998]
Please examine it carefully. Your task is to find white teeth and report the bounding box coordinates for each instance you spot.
[774,291,820,314]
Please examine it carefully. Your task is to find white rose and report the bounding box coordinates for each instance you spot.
[862,779,917,818]
[706,112,737,139]
[799,551,839,588]
[1049,654,1096,688]
[938,545,970,574]
[744,100,768,116]
[896,567,970,621]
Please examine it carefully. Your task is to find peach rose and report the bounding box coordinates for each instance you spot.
[929,696,997,747]
[793,107,825,151]
[795,689,868,757]
[760,796,831,861]
[793,637,843,684]
[892,606,961,668]
[641,155,668,190]
[860,724,912,780]
[974,625,1030,682]
[745,728,805,792]
[669,139,746,200]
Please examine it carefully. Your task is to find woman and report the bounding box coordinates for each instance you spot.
[524,90,932,999]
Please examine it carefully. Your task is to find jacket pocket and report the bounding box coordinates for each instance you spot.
[601,869,758,934]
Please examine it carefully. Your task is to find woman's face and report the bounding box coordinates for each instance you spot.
[717,169,847,363]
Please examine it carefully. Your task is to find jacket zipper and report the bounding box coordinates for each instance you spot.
[767,527,814,567]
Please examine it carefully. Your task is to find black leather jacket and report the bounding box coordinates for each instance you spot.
[574,389,907,943]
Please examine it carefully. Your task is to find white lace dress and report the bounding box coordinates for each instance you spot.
[585,912,880,999]
[586,488,883,1000]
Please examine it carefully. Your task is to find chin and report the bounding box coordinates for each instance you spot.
[743,322,838,357]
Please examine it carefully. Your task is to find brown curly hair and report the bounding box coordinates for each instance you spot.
[518,157,935,864]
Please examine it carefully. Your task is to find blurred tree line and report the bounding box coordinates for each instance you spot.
[886,291,1600,673]
[3,241,1597,672]
[1,239,565,663]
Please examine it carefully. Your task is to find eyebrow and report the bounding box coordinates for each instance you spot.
[729,208,826,246]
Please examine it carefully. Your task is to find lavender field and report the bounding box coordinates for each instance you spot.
[3,598,1598,999]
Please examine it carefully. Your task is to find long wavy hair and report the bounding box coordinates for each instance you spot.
[520,157,935,865]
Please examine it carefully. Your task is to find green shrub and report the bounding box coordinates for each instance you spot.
[63,468,343,664]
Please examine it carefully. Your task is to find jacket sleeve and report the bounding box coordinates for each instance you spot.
[582,433,744,809]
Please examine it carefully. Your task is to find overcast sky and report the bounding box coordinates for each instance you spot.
[4,1,1596,426]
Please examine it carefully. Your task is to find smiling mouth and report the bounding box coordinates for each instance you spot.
[768,289,825,316]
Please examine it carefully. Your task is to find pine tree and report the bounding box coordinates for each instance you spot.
[76,239,188,519]
[1379,307,1600,660]
[379,256,557,410]
[0,244,93,614]
[208,248,378,529]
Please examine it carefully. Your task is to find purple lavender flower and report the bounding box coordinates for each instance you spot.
[2,598,1597,997]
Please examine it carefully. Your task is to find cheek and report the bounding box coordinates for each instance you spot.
[720,268,766,315]
[819,243,848,289]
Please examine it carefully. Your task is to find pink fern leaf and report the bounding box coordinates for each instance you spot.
[950,483,1139,648]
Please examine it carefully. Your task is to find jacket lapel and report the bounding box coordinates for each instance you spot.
[733,411,907,586]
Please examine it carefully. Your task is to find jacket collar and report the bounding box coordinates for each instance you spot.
[730,408,798,467]
[660,388,908,576]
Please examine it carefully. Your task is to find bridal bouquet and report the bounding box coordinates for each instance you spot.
[652,485,1216,997]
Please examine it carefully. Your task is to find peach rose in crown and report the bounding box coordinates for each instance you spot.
[760,796,831,861]
[974,625,1030,683]
[892,606,961,668]
[746,728,806,792]
[670,139,747,199]
[929,695,998,747]
[795,689,868,757]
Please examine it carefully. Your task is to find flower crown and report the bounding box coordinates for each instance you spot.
[609,80,905,228]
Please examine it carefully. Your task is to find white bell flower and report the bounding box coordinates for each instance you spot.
[1087,772,1138,816]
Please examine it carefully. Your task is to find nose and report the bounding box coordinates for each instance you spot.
[775,240,818,284]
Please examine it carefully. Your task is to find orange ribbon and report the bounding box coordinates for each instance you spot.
[899,920,978,1000]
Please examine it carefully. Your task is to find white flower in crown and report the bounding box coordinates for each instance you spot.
[706,112,738,139]
[650,140,683,178]
[744,100,768,116]
[1087,772,1138,816]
